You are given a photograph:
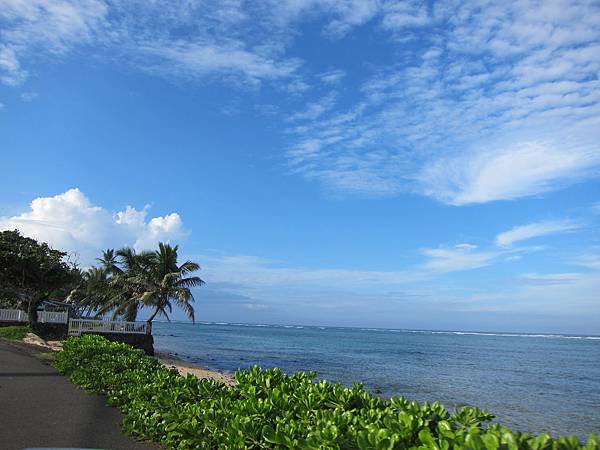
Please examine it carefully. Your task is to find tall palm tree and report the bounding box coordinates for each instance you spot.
[139,243,204,324]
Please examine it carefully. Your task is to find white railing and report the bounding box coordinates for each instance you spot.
[38,311,69,324]
[68,318,151,336]
[0,309,28,322]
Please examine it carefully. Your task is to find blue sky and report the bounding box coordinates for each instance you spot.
[1,0,599,334]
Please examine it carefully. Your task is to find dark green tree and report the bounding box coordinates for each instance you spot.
[0,230,80,324]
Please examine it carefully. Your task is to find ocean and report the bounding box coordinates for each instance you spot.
[152,322,600,438]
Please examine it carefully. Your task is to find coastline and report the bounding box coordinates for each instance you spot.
[14,331,237,386]
[155,351,236,386]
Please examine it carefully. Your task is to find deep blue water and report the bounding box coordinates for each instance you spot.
[153,322,600,438]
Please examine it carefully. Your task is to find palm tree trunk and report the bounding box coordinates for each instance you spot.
[147,306,160,324]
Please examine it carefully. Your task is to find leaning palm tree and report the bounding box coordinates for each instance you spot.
[66,266,111,318]
[139,243,204,324]
[98,247,155,321]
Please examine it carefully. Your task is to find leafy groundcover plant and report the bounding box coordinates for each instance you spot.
[55,335,599,450]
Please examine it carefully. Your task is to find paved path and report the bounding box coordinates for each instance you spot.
[0,340,158,450]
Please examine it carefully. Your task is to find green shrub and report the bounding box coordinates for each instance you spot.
[0,325,31,340]
[55,335,599,450]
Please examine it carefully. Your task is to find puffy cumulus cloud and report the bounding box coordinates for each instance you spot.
[0,188,187,265]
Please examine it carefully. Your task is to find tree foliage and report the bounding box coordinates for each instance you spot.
[70,243,203,323]
[56,335,600,450]
[0,230,79,323]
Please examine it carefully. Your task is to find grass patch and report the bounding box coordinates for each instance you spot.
[0,325,31,341]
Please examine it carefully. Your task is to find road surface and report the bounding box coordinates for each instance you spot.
[0,340,158,450]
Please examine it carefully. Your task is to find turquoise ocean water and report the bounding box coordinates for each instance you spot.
[153,322,600,438]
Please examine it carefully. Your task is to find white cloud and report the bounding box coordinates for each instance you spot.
[0,0,108,85]
[0,45,26,85]
[197,254,426,291]
[521,273,583,283]
[420,140,600,205]
[139,40,300,85]
[2,0,599,204]
[0,188,186,265]
[323,0,380,37]
[381,0,431,29]
[288,92,337,122]
[284,0,600,203]
[495,220,581,247]
[511,270,600,316]
[421,244,497,272]
[0,0,301,87]
[20,91,37,101]
[319,69,345,84]
[575,253,600,270]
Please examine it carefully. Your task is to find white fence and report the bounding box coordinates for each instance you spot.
[68,318,151,336]
[38,311,69,324]
[0,309,69,324]
[0,309,28,322]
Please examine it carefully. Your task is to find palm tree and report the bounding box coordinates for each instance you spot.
[66,266,111,317]
[139,243,204,324]
[89,243,203,323]
[96,249,122,276]
[98,247,154,321]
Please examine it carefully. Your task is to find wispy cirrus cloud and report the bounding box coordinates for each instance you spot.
[0,0,304,87]
[138,40,301,86]
[420,140,600,205]
[198,254,426,291]
[521,273,583,284]
[286,0,600,203]
[2,0,599,205]
[0,0,108,85]
[0,0,385,89]
[575,253,600,270]
[420,216,586,272]
[495,220,581,247]
[420,244,497,272]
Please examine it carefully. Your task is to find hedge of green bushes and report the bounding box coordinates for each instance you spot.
[55,335,599,450]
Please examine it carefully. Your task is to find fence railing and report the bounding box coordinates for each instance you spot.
[0,309,69,324]
[0,309,28,322]
[68,318,151,336]
[38,311,69,324]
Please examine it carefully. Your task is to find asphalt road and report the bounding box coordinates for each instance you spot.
[0,340,158,450]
